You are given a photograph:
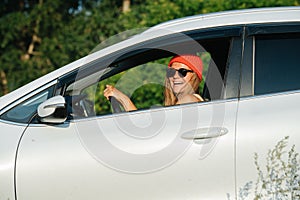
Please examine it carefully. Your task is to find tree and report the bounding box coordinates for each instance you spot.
[1,0,299,97]
[0,0,81,96]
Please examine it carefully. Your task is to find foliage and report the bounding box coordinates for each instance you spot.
[202,0,299,13]
[227,136,300,200]
[254,136,300,199]
[1,0,300,97]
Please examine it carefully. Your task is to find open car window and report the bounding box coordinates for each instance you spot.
[59,28,239,119]
[79,54,211,116]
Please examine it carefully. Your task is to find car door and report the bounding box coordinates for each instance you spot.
[15,27,242,199]
[236,23,300,199]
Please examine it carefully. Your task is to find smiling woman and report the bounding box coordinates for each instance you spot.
[103,54,206,112]
[165,54,204,106]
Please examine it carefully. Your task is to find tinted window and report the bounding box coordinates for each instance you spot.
[255,34,300,95]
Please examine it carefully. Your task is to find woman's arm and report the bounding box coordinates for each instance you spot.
[104,85,137,111]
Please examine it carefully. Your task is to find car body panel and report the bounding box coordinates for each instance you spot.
[236,92,300,198]
[16,100,237,199]
[0,121,26,200]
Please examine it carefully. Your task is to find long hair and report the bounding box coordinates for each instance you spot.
[164,72,200,106]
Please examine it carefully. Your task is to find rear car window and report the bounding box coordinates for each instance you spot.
[254,33,300,95]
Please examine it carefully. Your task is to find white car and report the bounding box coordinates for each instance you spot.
[0,6,300,200]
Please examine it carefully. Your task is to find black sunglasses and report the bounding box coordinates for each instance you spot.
[166,68,194,78]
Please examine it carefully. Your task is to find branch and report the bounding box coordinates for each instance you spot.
[22,0,43,61]
[0,70,9,95]
[122,0,130,13]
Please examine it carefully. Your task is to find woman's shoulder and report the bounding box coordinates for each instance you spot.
[192,94,204,101]
[177,94,203,105]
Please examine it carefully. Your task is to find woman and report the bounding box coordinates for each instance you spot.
[104,54,203,111]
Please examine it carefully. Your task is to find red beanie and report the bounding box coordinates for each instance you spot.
[168,54,203,81]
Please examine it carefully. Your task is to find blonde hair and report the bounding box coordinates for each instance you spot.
[164,72,200,106]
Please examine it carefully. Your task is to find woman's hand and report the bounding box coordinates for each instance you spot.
[103,85,122,101]
[103,85,137,111]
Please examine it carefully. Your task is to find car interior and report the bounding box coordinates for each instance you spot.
[57,33,233,119]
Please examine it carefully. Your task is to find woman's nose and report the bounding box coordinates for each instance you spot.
[173,70,180,78]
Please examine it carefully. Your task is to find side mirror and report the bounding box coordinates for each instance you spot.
[37,95,67,124]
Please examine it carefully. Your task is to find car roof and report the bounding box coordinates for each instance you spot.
[151,6,300,32]
[0,6,299,110]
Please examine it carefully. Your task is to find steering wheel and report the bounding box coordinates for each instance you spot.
[109,96,124,113]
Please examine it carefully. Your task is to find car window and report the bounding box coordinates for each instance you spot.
[60,30,237,119]
[0,86,54,123]
[80,54,211,116]
[81,59,166,116]
[254,33,300,95]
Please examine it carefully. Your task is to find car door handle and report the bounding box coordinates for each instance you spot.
[181,127,228,140]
